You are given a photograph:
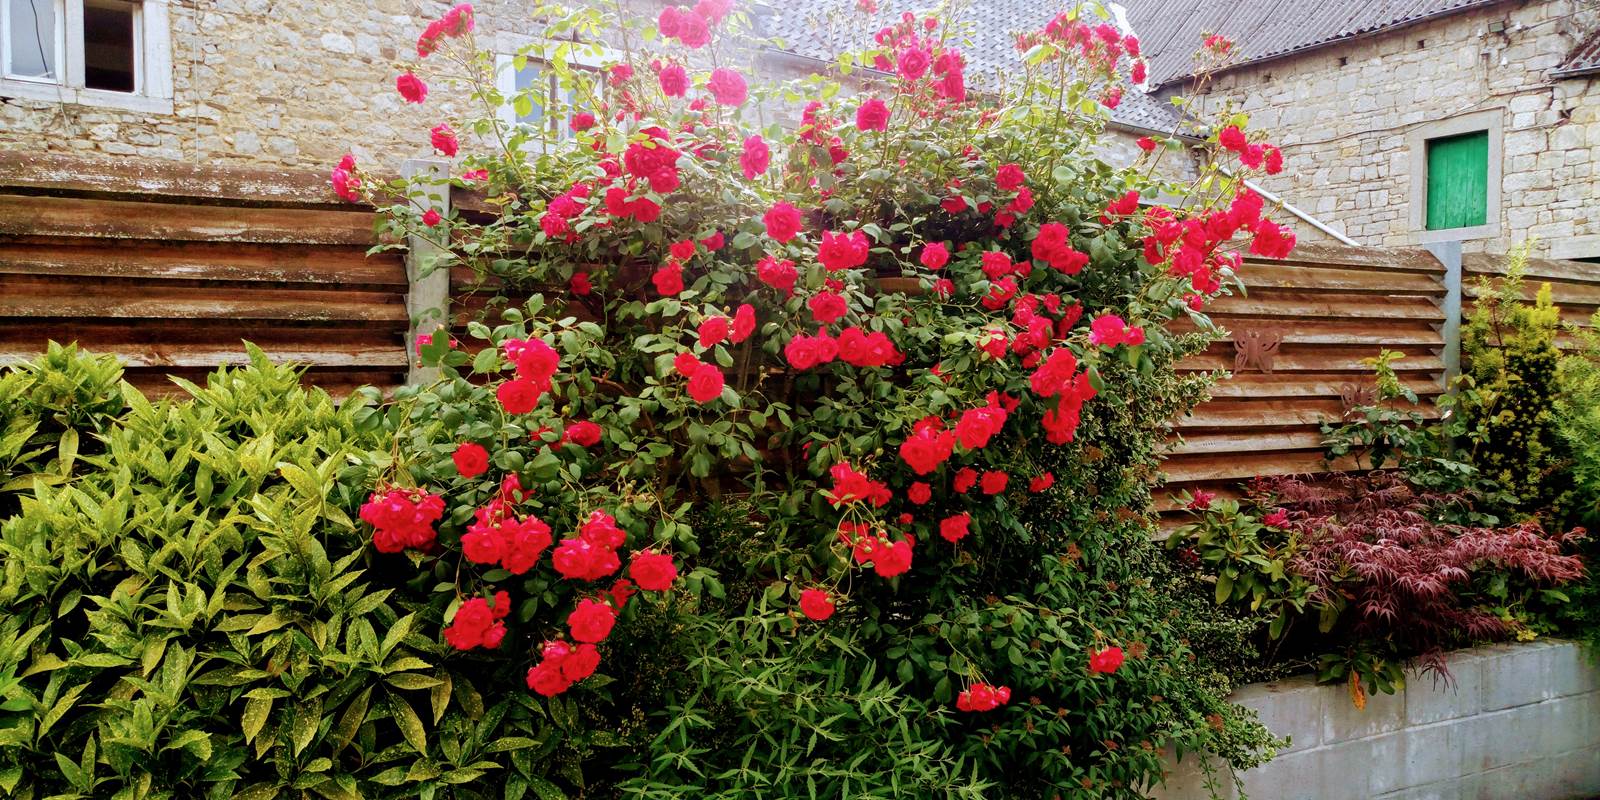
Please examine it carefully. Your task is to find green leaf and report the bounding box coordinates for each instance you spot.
[242,695,273,745]
[391,695,428,754]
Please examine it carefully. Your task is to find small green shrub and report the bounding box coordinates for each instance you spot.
[1458,250,1570,516]
[0,349,587,799]
[0,341,127,514]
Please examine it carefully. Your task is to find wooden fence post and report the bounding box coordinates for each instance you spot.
[402,158,451,385]
[1425,240,1464,391]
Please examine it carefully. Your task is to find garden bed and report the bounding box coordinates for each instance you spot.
[1153,639,1600,800]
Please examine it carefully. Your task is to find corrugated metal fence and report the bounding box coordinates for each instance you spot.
[3,155,1598,508]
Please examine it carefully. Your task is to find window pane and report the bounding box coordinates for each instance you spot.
[1425,131,1489,231]
[84,1,137,92]
[513,63,544,127]
[6,0,57,80]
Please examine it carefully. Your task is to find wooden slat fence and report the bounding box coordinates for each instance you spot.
[4,154,1599,514]
[0,153,408,394]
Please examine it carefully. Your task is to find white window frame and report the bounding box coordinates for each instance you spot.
[493,35,620,144]
[0,0,171,114]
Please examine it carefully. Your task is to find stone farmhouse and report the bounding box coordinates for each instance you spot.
[1120,0,1600,258]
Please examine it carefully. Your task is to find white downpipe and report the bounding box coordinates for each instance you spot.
[1219,166,1362,246]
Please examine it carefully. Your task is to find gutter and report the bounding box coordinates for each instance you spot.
[1219,166,1360,247]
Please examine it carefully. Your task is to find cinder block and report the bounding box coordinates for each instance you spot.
[1543,693,1599,755]
[1406,657,1482,725]
[1401,721,1465,789]
[1236,748,1340,800]
[1233,675,1324,753]
[1546,642,1600,699]
[1322,680,1406,743]
[1364,732,1411,796]
[1478,642,1555,712]
[1144,750,1239,800]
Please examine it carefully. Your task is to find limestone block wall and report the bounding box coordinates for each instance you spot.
[1167,0,1600,257]
[0,0,784,175]
[1152,640,1600,800]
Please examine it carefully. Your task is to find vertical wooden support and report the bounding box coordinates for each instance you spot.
[1426,240,1464,391]
[402,158,450,385]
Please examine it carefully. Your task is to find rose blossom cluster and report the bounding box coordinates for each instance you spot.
[955,682,1011,712]
[360,487,445,553]
[1018,13,1147,106]
[442,590,510,650]
[415,3,473,57]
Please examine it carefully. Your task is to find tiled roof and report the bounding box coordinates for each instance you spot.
[759,0,1514,115]
[1121,0,1512,87]
[756,0,1186,134]
[1555,30,1600,77]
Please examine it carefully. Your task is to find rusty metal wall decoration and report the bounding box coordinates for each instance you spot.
[1232,328,1283,373]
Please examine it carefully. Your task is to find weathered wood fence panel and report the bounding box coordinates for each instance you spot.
[4,155,1599,513]
[1159,243,1451,516]
[0,153,408,394]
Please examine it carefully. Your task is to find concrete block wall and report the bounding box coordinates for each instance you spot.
[1151,640,1600,800]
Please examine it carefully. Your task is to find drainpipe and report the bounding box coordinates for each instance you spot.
[1218,166,1361,247]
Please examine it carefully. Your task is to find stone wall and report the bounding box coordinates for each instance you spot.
[0,0,1193,184]
[1167,0,1600,257]
[1151,639,1600,800]
[0,0,788,176]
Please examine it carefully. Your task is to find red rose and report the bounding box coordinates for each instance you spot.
[1089,646,1125,674]
[898,425,954,475]
[674,352,702,378]
[568,598,617,643]
[687,363,725,404]
[698,316,730,347]
[571,111,596,131]
[562,643,601,681]
[1029,472,1055,493]
[570,272,593,295]
[764,202,803,243]
[939,512,971,543]
[496,379,543,414]
[897,46,931,80]
[653,262,684,296]
[799,588,835,621]
[817,230,870,272]
[953,467,978,493]
[808,291,848,324]
[526,661,570,696]
[731,304,756,343]
[980,470,1009,495]
[995,163,1026,191]
[855,98,890,131]
[563,420,602,447]
[452,442,490,478]
[907,482,932,504]
[629,551,678,591]
[741,134,770,180]
[658,63,689,97]
[706,68,747,106]
[757,256,798,294]
[919,242,949,270]
[396,71,428,103]
[430,123,459,156]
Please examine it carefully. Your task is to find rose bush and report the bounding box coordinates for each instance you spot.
[333,1,1301,795]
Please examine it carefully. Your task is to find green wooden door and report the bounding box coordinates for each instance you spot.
[1425,131,1489,230]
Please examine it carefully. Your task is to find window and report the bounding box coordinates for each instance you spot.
[3,0,60,81]
[0,0,170,112]
[493,38,618,146]
[1406,109,1502,243]
[1425,131,1489,230]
